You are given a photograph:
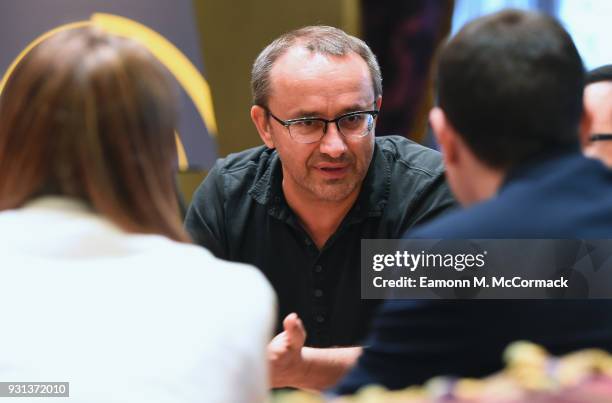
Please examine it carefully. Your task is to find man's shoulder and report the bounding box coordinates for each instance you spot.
[375,135,445,178]
[213,144,276,175]
[407,153,612,239]
[206,144,280,200]
[373,136,452,213]
[189,144,279,215]
[406,160,612,239]
[406,199,504,239]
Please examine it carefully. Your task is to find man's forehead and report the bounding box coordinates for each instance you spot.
[274,45,352,66]
[267,46,375,112]
[269,46,371,89]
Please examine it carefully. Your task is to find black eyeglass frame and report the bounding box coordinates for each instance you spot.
[264,108,379,143]
[590,133,612,142]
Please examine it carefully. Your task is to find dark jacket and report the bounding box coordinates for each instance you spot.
[337,150,612,393]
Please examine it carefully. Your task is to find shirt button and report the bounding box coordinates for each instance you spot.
[315,315,325,323]
[314,265,323,273]
[314,289,323,297]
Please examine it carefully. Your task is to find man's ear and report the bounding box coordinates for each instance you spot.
[429,107,459,166]
[251,105,275,149]
[579,106,593,150]
[375,95,382,111]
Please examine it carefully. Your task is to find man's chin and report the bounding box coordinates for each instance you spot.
[310,181,359,202]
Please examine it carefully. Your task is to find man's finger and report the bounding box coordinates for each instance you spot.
[282,312,299,330]
[283,313,306,347]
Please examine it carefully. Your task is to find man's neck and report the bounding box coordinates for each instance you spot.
[473,169,504,202]
[282,182,361,250]
[586,139,612,168]
[461,162,505,206]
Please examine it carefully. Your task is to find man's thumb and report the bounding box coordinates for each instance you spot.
[283,313,306,347]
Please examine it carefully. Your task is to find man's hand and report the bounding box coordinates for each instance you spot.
[267,313,363,391]
[268,313,308,388]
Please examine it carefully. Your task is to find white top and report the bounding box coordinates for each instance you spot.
[0,197,276,403]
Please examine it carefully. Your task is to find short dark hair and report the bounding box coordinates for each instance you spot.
[436,9,584,169]
[585,64,612,85]
[251,25,382,107]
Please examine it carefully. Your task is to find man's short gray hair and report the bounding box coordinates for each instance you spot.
[251,25,382,107]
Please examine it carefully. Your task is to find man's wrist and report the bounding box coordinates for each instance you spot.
[294,347,316,389]
[278,347,311,389]
[290,346,362,391]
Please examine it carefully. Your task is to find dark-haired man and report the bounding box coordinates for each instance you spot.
[185,26,454,389]
[581,64,612,167]
[336,9,612,394]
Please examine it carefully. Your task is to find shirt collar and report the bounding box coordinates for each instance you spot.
[248,148,283,206]
[23,195,92,214]
[247,142,391,220]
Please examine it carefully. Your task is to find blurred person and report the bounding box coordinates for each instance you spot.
[0,27,275,403]
[185,26,455,390]
[581,64,612,167]
[336,9,612,394]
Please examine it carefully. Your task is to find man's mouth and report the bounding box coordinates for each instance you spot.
[315,164,349,179]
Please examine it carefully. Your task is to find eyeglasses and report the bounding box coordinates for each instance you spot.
[590,134,612,142]
[265,108,379,144]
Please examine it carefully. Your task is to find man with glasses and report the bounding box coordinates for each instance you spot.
[185,26,454,390]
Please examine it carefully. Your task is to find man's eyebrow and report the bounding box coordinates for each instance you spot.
[289,110,322,119]
[338,103,374,114]
[290,103,375,119]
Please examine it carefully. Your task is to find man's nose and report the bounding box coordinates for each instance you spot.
[319,123,347,158]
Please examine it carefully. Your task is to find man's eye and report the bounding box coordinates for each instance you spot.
[345,115,364,122]
[293,120,316,127]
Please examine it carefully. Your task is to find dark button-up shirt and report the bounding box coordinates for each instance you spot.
[185,136,455,347]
